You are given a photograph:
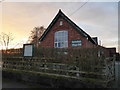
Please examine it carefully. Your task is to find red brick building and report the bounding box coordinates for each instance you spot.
[39,10,97,48]
[106,48,116,57]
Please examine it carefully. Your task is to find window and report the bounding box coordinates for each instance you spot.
[60,20,63,26]
[54,31,68,48]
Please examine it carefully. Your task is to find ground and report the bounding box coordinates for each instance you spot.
[2,78,29,88]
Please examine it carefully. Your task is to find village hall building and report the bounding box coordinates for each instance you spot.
[39,9,98,48]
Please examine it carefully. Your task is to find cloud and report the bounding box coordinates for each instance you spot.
[1,2,118,52]
[70,2,118,50]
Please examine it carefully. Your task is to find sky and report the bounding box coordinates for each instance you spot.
[0,0,119,52]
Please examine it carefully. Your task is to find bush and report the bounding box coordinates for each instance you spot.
[3,47,106,73]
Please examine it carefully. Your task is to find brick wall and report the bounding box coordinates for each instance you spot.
[106,48,116,57]
[40,16,95,48]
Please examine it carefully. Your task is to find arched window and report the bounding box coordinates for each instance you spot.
[54,31,68,48]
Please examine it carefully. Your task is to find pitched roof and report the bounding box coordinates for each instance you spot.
[39,9,96,45]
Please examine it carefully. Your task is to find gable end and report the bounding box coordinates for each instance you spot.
[39,10,96,45]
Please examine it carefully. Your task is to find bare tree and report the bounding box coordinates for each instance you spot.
[28,26,45,48]
[0,32,14,52]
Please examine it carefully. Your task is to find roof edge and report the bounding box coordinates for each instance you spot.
[39,9,96,45]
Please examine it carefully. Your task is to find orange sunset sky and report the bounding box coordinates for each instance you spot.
[0,0,119,52]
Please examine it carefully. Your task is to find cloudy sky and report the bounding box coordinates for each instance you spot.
[0,0,119,52]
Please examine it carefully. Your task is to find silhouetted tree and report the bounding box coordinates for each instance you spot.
[28,26,45,48]
[0,32,14,52]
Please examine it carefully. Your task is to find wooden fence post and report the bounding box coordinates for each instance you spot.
[76,67,79,77]
[44,59,47,72]
[113,55,116,80]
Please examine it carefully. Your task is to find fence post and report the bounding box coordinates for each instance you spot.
[44,59,47,72]
[113,55,116,80]
[76,57,79,77]
[76,67,79,77]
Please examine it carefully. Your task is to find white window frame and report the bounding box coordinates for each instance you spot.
[60,20,63,26]
[54,30,68,48]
